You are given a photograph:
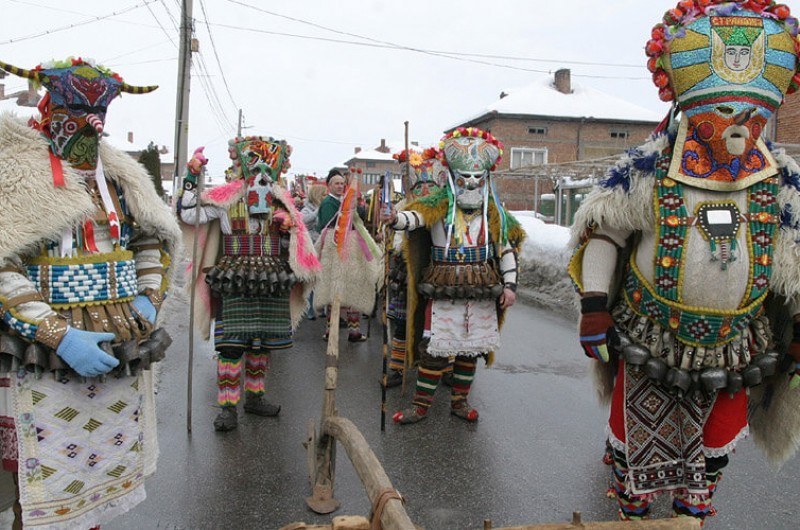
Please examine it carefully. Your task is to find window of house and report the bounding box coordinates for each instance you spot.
[610,129,630,139]
[366,161,377,168]
[510,148,548,169]
[528,126,548,135]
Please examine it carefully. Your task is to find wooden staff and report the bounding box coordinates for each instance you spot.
[186,169,204,433]
[379,171,392,432]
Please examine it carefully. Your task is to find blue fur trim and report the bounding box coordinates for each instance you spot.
[599,137,663,193]
[780,165,800,193]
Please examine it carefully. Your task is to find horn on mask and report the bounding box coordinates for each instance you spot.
[119,82,158,94]
[0,60,40,81]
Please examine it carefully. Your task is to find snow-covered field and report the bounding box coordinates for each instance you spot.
[512,211,577,318]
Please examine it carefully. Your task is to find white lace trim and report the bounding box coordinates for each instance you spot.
[704,426,749,458]
[606,425,626,453]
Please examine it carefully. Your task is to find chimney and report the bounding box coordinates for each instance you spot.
[127,131,134,144]
[378,138,388,153]
[554,68,572,94]
[354,147,362,154]
[499,91,508,99]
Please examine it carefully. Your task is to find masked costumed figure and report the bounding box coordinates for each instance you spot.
[179,136,320,432]
[387,128,525,424]
[384,148,447,388]
[0,57,179,529]
[569,1,800,523]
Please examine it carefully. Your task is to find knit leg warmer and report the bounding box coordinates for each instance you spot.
[217,356,243,407]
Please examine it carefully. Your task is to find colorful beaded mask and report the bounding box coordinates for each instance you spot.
[228,136,292,215]
[648,1,800,120]
[440,128,504,209]
[0,57,157,169]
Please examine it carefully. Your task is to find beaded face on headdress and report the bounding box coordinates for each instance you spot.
[228,135,292,215]
[646,1,800,188]
[0,57,157,170]
[440,127,503,209]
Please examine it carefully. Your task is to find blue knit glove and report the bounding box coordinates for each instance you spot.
[132,295,157,324]
[56,328,119,377]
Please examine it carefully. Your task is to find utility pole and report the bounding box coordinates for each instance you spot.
[237,108,243,137]
[172,0,194,197]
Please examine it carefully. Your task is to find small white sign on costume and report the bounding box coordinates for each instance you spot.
[707,209,733,225]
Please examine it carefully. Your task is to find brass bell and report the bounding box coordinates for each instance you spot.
[700,367,728,394]
[644,356,669,382]
[665,367,692,398]
[751,354,778,378]
[741,364,763,387]
[623,344,650,371]
[726,371,744,396]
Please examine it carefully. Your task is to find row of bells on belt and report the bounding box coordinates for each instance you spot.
[615,332,782,399]
[417,282,505,301]
[206,262,297,296]
[0,328,172,382]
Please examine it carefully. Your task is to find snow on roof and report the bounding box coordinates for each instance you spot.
[455,77,663,127]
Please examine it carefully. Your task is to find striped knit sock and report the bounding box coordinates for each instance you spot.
[217,356,243,407]
[389,337,406,372]
[610,448,650,520]
[244,353,268,396]
[347,310,361,332]
[450,357,477,408]
[411,366,443,413]
[672,494,713,524]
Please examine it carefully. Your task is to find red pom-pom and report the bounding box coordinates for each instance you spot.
[695,0,714,9]
[664,7,684,26]
[647,57,658,73]
[677,0,695,14]
[651,24,666,41]
[646,39,664,57]
[659,86,676,102]
[653,70,670,89]
[392,411,404,423]
[771,4,791,20]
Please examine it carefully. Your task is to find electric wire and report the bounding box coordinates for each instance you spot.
[0,0,160,46]
[144,0,178,49]
[198,0,239,112]
[223,0,648,79]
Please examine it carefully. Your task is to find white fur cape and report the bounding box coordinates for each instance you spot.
[0,112,181,269]
[180,178,321,341]
[571,132,800,467]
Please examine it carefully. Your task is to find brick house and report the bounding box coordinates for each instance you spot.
[340,139,405,187]
[449,69,663,212]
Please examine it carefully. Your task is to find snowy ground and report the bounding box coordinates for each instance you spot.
[512,211,577,319]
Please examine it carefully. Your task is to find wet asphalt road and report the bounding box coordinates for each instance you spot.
[109,299,800,530]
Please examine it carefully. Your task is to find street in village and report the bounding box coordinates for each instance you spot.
[107,293,800,530]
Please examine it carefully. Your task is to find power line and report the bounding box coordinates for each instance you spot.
[158,0,180,32]
[101,39,174,64]
[144,1,177,49]
[198,0,239,111]
[205,19,648,80]
[0,0,160,46]
[223,0,647,78]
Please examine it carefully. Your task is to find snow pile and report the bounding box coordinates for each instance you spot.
[512,211,577,317]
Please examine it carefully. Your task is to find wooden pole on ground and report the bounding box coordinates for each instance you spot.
[323,416,415,530]
[306,296,342,514]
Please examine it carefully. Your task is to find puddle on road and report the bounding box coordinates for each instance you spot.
[488,361,588,378]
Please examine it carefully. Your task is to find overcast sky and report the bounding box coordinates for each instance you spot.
[0,0,679,179]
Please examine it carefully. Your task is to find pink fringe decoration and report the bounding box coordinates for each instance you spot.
[203,179,244,206]
[278,187,322,272]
